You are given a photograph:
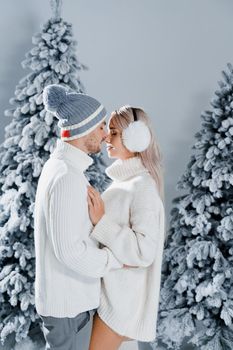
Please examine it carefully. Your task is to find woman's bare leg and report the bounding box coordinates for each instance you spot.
[88,313,126,350]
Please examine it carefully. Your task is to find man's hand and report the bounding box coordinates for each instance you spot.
[87,186,105,226]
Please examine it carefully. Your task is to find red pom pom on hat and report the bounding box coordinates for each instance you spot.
[61,129,71,138]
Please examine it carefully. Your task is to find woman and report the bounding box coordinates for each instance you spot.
[87,106,165,350]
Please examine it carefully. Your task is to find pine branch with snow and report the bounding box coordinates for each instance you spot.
[155,63,233,350]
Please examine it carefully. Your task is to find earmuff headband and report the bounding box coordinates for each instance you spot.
[119,107,152,152]
[132,108,137,121]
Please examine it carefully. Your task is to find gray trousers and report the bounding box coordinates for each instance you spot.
[138,342,154,350]
[40,310,95,350]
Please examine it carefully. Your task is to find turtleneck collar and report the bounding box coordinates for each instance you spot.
[50,139,93,172]
[105,156,148,181]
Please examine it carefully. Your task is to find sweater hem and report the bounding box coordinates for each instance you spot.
[97,307,156,342]
[36,302,99,318]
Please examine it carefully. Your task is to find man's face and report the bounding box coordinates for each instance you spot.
[84,121,107,154]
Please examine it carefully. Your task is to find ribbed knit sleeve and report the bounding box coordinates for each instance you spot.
[48,172,123,278]
[91,184,164,267]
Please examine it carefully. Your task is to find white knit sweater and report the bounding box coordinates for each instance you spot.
[91,156,165,341]
[34,139,122,317]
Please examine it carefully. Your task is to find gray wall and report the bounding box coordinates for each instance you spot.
[1,1,232,349]
[1,0,233,216]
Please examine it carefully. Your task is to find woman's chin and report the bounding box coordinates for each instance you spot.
[106,150,118,159]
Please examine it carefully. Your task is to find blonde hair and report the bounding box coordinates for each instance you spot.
[108,105,164,202]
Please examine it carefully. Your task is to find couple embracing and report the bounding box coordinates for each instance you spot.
[34,84,165,350]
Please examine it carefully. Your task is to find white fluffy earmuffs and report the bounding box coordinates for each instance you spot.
[121,108,151,152]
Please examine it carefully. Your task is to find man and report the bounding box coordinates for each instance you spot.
[34,84,123,349]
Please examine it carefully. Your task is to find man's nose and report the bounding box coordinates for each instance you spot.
[103,132,109,142]
[103,130,108,138]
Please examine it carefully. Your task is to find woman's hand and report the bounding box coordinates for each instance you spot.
[87,185,105,226]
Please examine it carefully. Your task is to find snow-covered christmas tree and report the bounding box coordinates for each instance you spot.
[155,62,233,350]
[0,0,109,347]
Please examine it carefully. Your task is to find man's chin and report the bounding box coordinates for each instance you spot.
[90,147,102,154]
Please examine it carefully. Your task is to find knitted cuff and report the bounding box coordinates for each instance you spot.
[102,247,123,269]
[91,214,121,247]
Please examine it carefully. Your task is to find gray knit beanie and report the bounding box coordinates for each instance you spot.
[43,84,107,140]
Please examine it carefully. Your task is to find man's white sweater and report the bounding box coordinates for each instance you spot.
[34,139,122,317]
[91,156,165,341]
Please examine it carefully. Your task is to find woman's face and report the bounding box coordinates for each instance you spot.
[105,119,135,160]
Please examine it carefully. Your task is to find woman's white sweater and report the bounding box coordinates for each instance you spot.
[91,156,165,342]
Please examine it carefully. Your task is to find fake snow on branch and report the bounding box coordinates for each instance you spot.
[154,63,233,350]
